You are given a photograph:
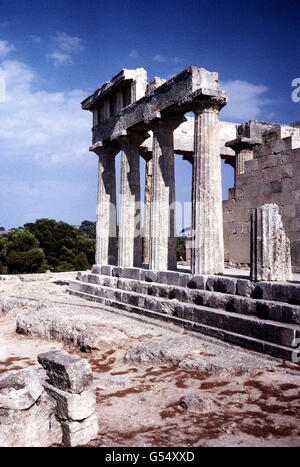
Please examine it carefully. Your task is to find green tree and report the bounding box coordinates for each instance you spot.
[0,236,7,274]
[5,230,48,274]
[24,218,95,272]
[77,237,95,266]
[176,236,186,260]
[78,220,96,239]
[74,251,90,270]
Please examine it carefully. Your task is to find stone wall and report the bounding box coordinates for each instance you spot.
[223,124,300,272]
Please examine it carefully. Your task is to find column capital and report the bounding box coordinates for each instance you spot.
[89,142,119,157]
[225,136,261,153]
[146,113,187,133]
[115,131,149,148]
[191,95,227,115]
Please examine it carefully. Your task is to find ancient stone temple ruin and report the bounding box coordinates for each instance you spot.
[82,66,228,275]
[69,67,300,360]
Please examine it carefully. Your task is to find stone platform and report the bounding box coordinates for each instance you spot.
[68,265,300,361]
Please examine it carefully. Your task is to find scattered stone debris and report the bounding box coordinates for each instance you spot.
[0,349,98,447]
[0,277,300,447]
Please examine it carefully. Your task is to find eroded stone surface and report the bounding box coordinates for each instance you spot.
[0,392,62,447]
[251,204,292,282]
[44,382,96,421]
[0,366,44,410]
[61,413,99,447]
[38,350,93,394]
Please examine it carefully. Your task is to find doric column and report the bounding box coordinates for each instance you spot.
[225,138,257,185]
[191,97,226,275]
[118,135,144,268]
[142,157,152,264]
[149,117,184,271]
[93,145,119,265]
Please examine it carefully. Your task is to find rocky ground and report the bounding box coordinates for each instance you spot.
[0,274,300,447]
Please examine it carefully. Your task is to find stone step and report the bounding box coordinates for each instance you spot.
[79,272,300,325]
[68,281,297,361]
[68,280,299,350]
[91,265,300,305]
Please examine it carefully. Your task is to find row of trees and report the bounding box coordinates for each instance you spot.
[0,218,187,275]
[0,219,95,274]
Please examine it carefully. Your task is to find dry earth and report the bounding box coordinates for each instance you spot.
[0,274,300,447]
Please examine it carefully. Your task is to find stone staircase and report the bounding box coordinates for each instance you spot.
[68,265,300,361]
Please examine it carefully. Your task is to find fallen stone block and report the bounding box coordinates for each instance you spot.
[44,382,96,421]
[0,366,44,410]
[0,392,62,447]
[61,413,99,447]
[38,350,93,394]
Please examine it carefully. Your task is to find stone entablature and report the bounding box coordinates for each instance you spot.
[82,68,147,128]
[88,66,225,144]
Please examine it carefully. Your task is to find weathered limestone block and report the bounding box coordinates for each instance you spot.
[0,350,99,447]
[0,388,62,447]
[206,276,237,295]
[250,204,292,281]
[0,366,44,410]
[39,351,98,447]
[43,382,96,421]
[38,350,93,394]
[61,413,99,447]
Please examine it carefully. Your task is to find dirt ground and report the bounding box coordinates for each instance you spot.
[0,275,300,447]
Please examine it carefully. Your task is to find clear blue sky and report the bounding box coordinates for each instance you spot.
[0,0,299,231]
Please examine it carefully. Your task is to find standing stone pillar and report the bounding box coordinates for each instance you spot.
[143,158,152,264]
[191,97,226,275]
[118,136,144,268]
[93,146,119,265]
[250,204,292,281]
[149,118,183,271]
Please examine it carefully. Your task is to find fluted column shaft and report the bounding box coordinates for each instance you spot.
[191,99,225,275]
[142,158,152,264]
[118,140,142,267]
[95,147,118,265]
[149,120,177,271]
